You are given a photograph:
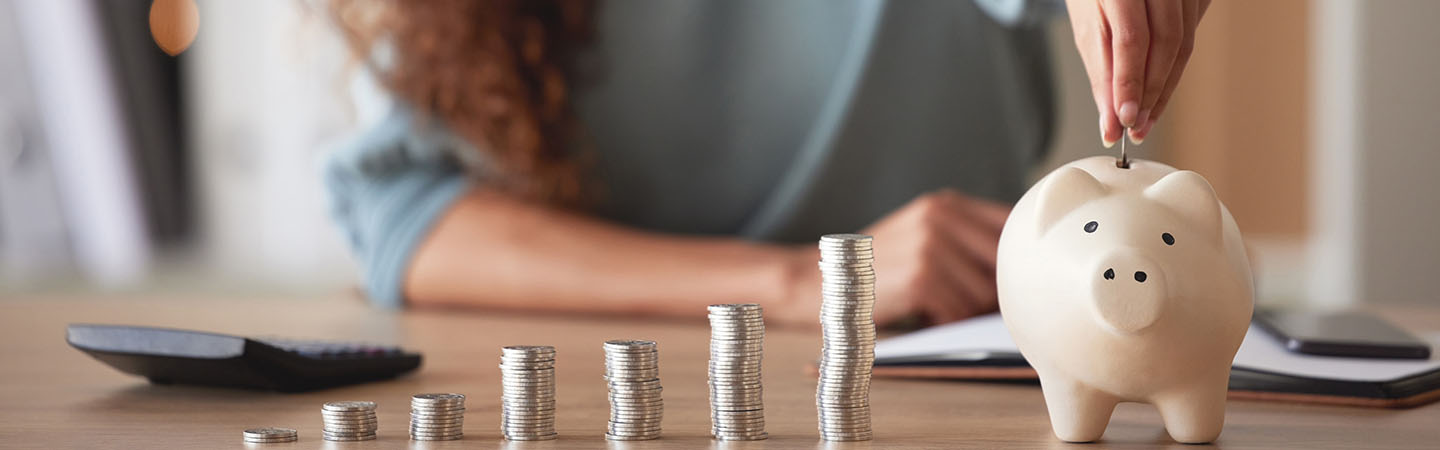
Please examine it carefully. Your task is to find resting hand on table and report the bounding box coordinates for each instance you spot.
[777,190,1011,327]
[1066,0,1212,146]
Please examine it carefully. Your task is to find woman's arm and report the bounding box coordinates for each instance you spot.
[405,188,796,318]
[404,188,1011,327]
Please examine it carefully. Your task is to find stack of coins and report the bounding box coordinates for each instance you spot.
[321,401,378,441]
[816,233,876,441]
[242,427,297,444]
[499,345,558,441]
[603,340,664,440]
[410,393,466,441]
[707,303,768,441]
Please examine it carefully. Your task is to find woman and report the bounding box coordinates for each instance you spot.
[325,0,1207,327]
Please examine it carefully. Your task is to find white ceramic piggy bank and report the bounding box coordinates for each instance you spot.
[996,156,1253,443]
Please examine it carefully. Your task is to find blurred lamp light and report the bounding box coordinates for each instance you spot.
[149,0,198,56]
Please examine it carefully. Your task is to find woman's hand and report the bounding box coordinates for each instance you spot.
[1066,0,1211,146]
[776,190,1011,327]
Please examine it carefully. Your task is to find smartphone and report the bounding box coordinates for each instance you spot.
[1254,309,1432,359]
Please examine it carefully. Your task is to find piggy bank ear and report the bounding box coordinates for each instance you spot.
[1144,170,1222,237]
[1035,167,1107,234]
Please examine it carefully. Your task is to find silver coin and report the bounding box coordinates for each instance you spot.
[501,345,556,353]
[411,434,464,441]
[321,401,376,412]
[609,408,665,414]
[606,433,661,441]
[242,427,297,439]
[708,388,765,395]
[819,233,873,243]
[607,427,664,434]
[410,406,466,412]
[321,418,378,425]
[604,339,657,347]
[605,361,660,367]
[498,360,555,366]
[713,411,767,419]
[714,432,769,440]
[319,415,377,423]
[818,416,873,425]
[412,392,465,402]
[712,409,766,417]
[605,347,659,354]
[604,369,661,376]
[500,381,557,389]
[501,414,557,421]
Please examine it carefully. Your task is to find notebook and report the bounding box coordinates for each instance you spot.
[873,314,1440,408]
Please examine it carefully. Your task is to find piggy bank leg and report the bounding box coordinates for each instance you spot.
[1039,375,1119,442]
[1153,382,1228,444]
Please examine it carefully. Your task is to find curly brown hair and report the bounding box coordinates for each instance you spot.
[330,0,597,205]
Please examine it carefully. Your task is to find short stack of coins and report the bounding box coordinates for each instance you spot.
[242,427,297,444]
[603,340,664,440]
[409,393,466,441]
[816,233,876,441]
[707,303,768,441]
[321,401,378,441]
[499,345,558,441]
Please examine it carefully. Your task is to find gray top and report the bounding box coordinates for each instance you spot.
[325,0,1057,307]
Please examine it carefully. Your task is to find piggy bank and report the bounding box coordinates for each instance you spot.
[996,156,1253,443]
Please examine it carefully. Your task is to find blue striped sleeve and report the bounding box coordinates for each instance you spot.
[322,107,472,308]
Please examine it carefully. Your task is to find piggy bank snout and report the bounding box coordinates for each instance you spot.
[1089,248,1167,334]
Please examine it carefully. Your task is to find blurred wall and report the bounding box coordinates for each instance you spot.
[1163,0,1312,304]
[182,0,363,294]
[1352,0,1440,305]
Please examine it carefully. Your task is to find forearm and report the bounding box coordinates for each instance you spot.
[404,188,801,318]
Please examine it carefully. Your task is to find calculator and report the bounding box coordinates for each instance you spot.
[66,324,422,392]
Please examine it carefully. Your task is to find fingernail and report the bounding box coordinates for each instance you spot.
[1131,120,1155,144]
[1118,102,1139,127]
[1099,114,1116,148]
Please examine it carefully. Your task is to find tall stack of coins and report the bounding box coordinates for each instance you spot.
[242,427,297,444]
[409,393,466,441]
[321,401,378,441]
[816,233,876,441]
[707,303,768,441]
[603,340,664,440]
[500,345,558,441]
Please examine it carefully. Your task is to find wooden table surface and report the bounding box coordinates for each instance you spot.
[2,296,1439,449]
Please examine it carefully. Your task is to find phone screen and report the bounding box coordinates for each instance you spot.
[1254,309,1432,359]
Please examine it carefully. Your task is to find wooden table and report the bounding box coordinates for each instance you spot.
[2,296,1438,449]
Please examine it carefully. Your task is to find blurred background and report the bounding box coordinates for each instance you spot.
[0,0,1436,310]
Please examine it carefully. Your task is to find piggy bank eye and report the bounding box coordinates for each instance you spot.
[1084,221,1098,233]
[1162,232,1175,246]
